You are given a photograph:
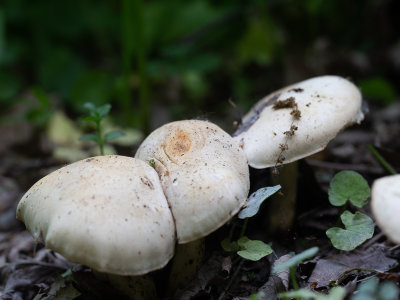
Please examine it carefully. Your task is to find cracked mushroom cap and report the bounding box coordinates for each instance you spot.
[16,155,175,275]
[135,120,250,244]
[371,174,400,244]
[233,76,364,169]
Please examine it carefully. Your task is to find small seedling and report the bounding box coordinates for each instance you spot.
[221,185,281,261]
[326,171,374,251]
[79,103,125,155]
[273,247,319,290]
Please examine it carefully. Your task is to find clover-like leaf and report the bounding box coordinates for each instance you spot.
[96,104,111,118]
[104,130,125,142]
[328,171,370,208]
[273,247,319,273]
[236,236,273,261]
[238,185,281,219]
[326,211,374,251]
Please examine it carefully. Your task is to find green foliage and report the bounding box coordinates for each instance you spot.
[326,211,374,251]
[279,286,346,300]
[327,171,374,251]
[328,171,370,208]
[358,77,397,105]
[238,185,281,219]
[237,237,273,261]
[221,236,273,261]
[351,277,399,300]
[273,247,319,274]
[25,87,52,127]
[79,103,125,155]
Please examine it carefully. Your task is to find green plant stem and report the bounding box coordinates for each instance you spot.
[239,218,248,238]
[289,266,299,291]
[96,120,104,155]
[368,145,397,175]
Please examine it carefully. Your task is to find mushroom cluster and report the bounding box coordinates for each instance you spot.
[17,120,250,276]
[16,75,363,280]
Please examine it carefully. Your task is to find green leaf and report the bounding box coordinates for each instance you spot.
[84,102,97,112]
[78,133,99,143]
[104,130,125,142]
[96,103,111,118]
[358,77,397,105]
[279,286,346,300]
[220,238,239,252]
[238,185,281,219]
[378,281,399,300]
[326,211,374,251]
[351,277,399,300]
[328,171,370,208]
[236,236,273,261]
[273,247,319,273]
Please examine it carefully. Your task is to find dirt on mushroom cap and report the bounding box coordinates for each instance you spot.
[234,76,364,169]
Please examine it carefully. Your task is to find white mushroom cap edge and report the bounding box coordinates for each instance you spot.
[233,75,364,169]
[16,155,176,276]
[371,174,400,244]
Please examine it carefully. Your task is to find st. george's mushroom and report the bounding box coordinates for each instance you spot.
[233,75,364,168]
[233,75,364,231]
[371,174,400,244]
[16,155,176,276]
[16,120,250,297]
[135,119,250,244]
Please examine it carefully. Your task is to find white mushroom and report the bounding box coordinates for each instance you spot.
[135,120,250,243]
[234,75,364,169]
[371,174,400,244]
[16,155,175,276]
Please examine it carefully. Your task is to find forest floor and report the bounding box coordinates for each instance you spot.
[0,100,399,299]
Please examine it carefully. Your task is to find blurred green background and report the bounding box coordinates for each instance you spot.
[0,0,399,137]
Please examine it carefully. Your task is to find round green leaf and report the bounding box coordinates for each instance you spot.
[328,171,370,208]
[237,236,273,261]
[238,185,281,219]
[326,211,374,251]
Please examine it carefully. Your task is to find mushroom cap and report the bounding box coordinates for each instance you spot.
[16,155,175,275]
[135,120,250,244]
[371,174,400,244]
[233,76,364,169]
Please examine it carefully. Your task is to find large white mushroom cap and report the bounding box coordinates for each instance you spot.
[233,76,364,169]
[16,155,176,275]
[135,120,250,244]
[371,174,400,244]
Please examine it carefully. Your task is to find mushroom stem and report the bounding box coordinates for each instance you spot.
[167,238,205,295]
[265,162,298,232]
[93,271,157,300]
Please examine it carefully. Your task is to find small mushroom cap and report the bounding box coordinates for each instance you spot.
[371,174,400,244]
[233,76,364,169]
[135,120,250,244]
[16,155,175,275]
